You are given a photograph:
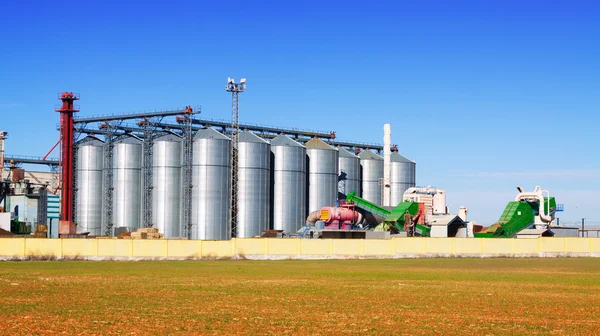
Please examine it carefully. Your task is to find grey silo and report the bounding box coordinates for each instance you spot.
[359,150,383,205]
[112,135,143,232]
[191,128,231,240]
[337,146,360,199]
[75,137,104,236]
[390,152,416,205]
[152,133,183,238]
[306,138,339,213]
[236,131,270,238]
[271,135,306,233]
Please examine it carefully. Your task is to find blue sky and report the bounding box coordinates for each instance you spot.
[1,1,599,226]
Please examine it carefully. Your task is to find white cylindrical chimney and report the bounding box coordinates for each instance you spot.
[383,124,391,206]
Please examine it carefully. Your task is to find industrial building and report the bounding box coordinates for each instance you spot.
[1,89,576,242]
[70,120,415,239]
[0,92,416,240]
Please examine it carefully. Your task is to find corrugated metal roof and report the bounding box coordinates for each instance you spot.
[305,138,336,151]
[270,135,305,147]
[155,133,182,142]
[114,135,142,144]
[194,127,230,141]
[390,152,415,163]
[338,146,357,158]
[238,131,269,144]
[358,149,383,160]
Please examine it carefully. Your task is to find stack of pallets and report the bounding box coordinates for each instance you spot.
[131,228,164,240]
[34,224,48,238]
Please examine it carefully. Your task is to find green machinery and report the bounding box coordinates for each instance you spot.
[346,191,431,236]
[10,218,31,235]
[475,187,557,238]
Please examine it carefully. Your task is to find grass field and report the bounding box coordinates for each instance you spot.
[1,259,599,335]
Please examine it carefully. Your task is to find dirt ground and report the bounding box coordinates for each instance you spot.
[0,259,599,335]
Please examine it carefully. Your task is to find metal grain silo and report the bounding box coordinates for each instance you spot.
[112,135,143,232]
[390,152,416,205]
[359,150,383,205]
[337,147,360,199]
[306,138,339,213]
[153,133,182,238]
[271,135,306,233]
[75,136,104,236]
[191,128,231,240]
[237,131,270,238]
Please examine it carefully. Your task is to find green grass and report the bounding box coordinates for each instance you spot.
[0,259,599,335]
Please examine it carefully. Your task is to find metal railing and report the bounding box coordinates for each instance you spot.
[579,230,600,238]
[73,106,201,123]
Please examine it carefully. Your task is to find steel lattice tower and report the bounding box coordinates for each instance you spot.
[72,140,78,227]
[178,106,195,239]
[101,122,117,236]
[226,78,246,238]
[140,117,163,228]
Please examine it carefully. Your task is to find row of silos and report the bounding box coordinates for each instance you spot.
[74,128,416,239]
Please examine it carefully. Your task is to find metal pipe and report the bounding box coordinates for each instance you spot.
[514,186,552,223]
[43,137,61,161]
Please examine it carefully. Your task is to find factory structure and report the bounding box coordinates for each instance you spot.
[72,119,415,239]
[1,87,581,241]
[1,91,416,239]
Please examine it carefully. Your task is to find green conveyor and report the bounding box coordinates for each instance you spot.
[346,191,430,236]
[474,201,535,238]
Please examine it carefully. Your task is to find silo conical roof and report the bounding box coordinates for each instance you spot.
[155,133,182,142]
[390,151,415,163]
[337,146,358,158]
[115,135,142,144]
[358,149,383,160]
[305,138,336,151]
[271,134,305,147]
[238,131,269,144]
[77,136,104,146]
[194,127,230,141]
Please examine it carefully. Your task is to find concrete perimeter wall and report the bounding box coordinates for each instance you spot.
[1,237,600,260]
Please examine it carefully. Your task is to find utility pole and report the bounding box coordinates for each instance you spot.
[225,77,246,238]
[582,218,585,237]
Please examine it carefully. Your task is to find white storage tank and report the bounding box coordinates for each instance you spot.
[359,150,383,205]
[152,133,182,238]
[75,137,104,236]
[338,146,360,199]
[271,135,306,233]
[236,131,270,238]
[112,135,143,233]
[191,128,231,240]
[389,152,416,205]
[306,138,339,213]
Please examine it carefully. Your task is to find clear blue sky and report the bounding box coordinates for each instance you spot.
[1,0,599,226]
